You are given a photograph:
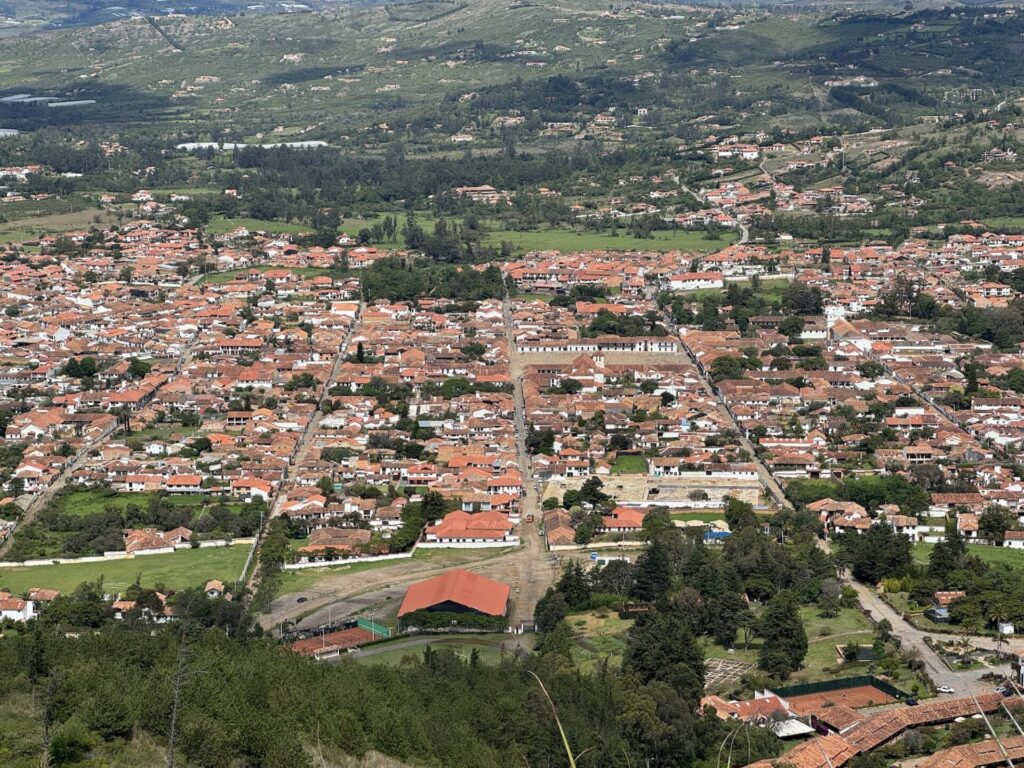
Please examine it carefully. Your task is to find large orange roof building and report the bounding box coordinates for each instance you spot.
[397,569,510,618]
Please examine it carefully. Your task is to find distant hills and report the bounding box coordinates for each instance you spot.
[0,1,378,36]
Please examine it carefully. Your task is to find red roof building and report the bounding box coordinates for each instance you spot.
[397,569,510,618]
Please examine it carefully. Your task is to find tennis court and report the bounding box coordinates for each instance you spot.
[785,685,897,715]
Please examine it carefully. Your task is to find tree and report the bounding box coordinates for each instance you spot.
[724,496,759,532]
[758,591,807,679]
[317,476,335,498]
[777,316,804,340]
[782,282,823,315]
[555,561,591,608]
[929,519,967,580]
[979,507,1015,543]
[127,357,152,379]
[623,606,705,705]
[838,524,912,585]
[710,356,748,383]
[631,536,672,603]
[534,590,569,633]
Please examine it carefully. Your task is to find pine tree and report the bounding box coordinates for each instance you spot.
[630,537,672,603]
[758,591,807,679]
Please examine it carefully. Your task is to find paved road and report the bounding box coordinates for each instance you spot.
[847,578,964,692]
[663,307,1014,694]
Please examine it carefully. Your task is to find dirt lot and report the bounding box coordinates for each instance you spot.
[543,474,764,506]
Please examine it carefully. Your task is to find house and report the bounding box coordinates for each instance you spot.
[205,580,226,599]
[424,510,516,546]
[297,527,372,558]
[164,474,203,494]
[600,506,646,533]
[0,593,34,621]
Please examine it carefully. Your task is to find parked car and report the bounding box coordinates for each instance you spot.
[937,686,955,694]
[905,698,919,706]
[296,596,308,603]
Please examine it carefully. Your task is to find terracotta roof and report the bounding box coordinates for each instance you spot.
[398,569,509,617]
[290,627,375,657]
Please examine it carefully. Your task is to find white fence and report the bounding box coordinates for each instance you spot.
[0,538,255,568]
[283,550,414,571]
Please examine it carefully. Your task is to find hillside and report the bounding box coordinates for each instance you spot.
[0,1,1016,145]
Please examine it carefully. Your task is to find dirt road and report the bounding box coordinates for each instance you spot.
[258,295,559,632]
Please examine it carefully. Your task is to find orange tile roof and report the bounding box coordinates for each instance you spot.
[398,569,509,617]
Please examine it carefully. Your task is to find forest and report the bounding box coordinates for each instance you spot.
[0,607,778,768]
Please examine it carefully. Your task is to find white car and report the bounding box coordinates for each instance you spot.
[937,685,955,694]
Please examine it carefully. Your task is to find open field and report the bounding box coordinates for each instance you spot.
[914,543,1024,569]
[676,276,792,302]
[610,455,647,474]
[0,544,250,595]
[543,474,764,507]
[484,227,735,254]
[0,204,115,243]
[277,546,517,598]
[58,488,204,517]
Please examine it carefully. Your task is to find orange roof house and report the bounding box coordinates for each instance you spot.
[397,569,510,618]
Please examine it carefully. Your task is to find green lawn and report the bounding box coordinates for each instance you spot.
[58,488,205,518]
[611,455,648,475]
[701,606,901,686]
[485,227,735,254]
[678,276,792,302]
[914,542,1024,569]
[0,544,251,596]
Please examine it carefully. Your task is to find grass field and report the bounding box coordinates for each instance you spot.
[57,488,206,517]
[611,455,648,474]
[914,542,1024,569]
[0,544,251,595]
[678,276,792,302]
[0,204,115,243]
[485,227,735,254]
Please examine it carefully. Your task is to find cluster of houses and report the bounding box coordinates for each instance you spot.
[273,297,525,562]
